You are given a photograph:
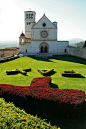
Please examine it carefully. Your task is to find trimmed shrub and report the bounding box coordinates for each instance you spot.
[37,68,54,76]
[6,68,31,75]
[16,68,27,75]
[61,69,81,77]
[0,59,5,63]
[0,77,85,118]
[0,98,58,129]
[6,58,12,61]
[0,55,20,63]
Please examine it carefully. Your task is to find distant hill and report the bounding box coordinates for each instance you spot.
[0,41,19,49]
[69,38,84,45]
[0,40,19,44]
[70,41,84,48]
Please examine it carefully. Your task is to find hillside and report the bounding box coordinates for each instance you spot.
[70,41,84,48]
[69,38,84,45]
[0,41,19,49]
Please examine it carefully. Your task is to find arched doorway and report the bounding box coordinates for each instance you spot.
[41,46,43,53]
[45,46,48,53]
[39,42,49,53]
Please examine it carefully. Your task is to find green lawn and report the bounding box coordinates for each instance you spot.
[0,55,86,129]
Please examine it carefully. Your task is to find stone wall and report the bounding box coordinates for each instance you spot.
[68,46,86,59]
[0,47,19,58]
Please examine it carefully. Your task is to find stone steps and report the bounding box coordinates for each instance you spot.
[17,52,68,57]
[38,53,52,57]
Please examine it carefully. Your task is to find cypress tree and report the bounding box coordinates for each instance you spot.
[83,41,86,47]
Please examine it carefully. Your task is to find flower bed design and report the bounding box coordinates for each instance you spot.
[60,69,82,77]
[37,68,54,76]
[6,68,31,75]
[0,77,85,118]
[16,68,27,75]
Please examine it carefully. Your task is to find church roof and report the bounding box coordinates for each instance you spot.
[32,14,57,29]
[20,31,25,37]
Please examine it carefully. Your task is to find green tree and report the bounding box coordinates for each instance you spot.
[83,41,86,47]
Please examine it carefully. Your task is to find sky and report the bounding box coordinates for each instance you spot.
[0,0,86,41]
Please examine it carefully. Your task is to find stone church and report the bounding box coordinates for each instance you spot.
[19,11,69,56]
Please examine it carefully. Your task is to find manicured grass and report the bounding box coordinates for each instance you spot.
[0,56,86,91]
[0,55,86,129]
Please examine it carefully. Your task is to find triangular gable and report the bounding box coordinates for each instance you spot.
[32,14,56,29]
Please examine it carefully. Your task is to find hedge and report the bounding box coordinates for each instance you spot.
[0,55,20,63]
[0,98,58,129]
[0,77,85,118]
[16,68,27,75]
[60,69,82,77]
[37,68,54,76]
[6,68,31,75]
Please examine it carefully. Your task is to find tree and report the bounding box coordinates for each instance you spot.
[83,41,86,47]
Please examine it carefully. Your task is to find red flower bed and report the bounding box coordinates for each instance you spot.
[0,77,85,118]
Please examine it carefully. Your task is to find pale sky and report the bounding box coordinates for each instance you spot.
[0,0,86,41]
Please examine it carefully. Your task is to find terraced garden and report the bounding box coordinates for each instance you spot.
[0,55,86,129]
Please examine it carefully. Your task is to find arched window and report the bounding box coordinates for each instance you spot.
[26,14,28,18]
[21,39,22,43]
[22,39,24,43]
[21,39,24,43]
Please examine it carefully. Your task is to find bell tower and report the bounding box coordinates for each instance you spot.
[24,11,36,38]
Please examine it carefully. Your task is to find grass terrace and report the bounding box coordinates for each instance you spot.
[0,55,86,129]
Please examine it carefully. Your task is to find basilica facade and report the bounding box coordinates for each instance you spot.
[19,11,69,55]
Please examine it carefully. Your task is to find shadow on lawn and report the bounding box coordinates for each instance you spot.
[29,56,56,63]
[62,75,85,78]
[38,70,56,77]
[50,83,59,88]
[44,71,56,77]
[53,55,86,65]
[29,55,86,65]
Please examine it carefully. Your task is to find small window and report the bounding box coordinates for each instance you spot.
[27,22,28,25]
[29,39,31,42]
[29,14,30,18]
[22,39,24,43]
[29,14,33,19]
[29,22,31,25]
[31,14,33,19]
[42,23,46,27]
[26,14,28,18]
[64,49,67,53]
[26,49,27,53]
[21,39,24,43]
[21,39,22,43]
